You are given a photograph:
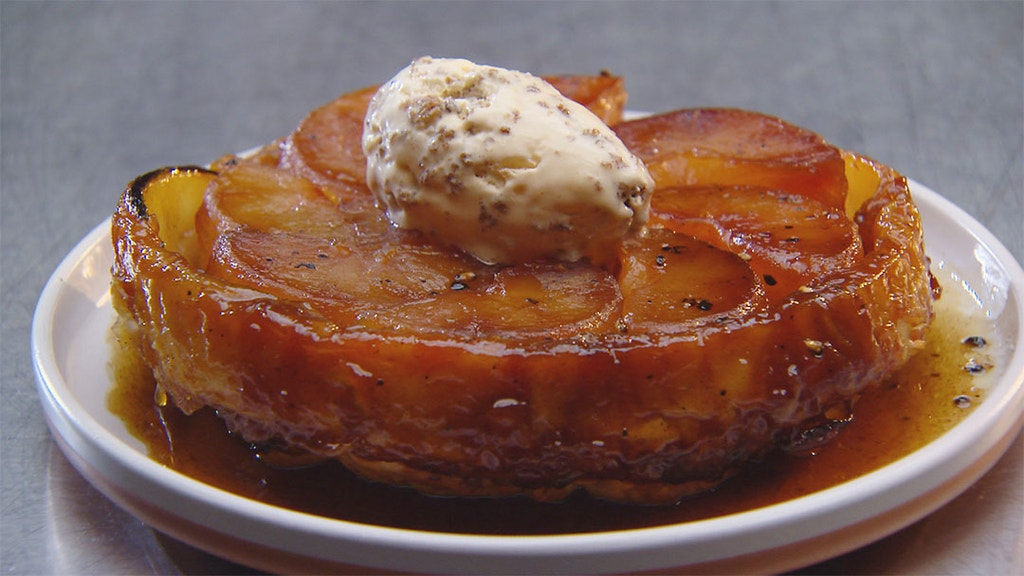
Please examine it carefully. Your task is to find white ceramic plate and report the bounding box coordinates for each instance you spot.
[33,179,1024,575]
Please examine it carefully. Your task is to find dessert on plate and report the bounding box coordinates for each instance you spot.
[111,57,936,504]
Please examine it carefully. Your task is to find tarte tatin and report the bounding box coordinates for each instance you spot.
[110,68,936,504]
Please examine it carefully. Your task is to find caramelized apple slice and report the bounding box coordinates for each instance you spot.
[206,227,623,341]
[618,227,766,332]
[364,262,622,340]
[650,186,863,301]
[545,73,628,125]
[286,85,377,191]
[196,159,382,238]
[615,108,849,211]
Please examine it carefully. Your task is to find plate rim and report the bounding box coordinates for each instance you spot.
[31,178,1024,573]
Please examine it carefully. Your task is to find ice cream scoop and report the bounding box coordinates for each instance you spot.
[362,56,654,265]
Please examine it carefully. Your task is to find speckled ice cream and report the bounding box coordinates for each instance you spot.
[362,57,654,265]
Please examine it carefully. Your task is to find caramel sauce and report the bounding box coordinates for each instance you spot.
[107,281,999,535]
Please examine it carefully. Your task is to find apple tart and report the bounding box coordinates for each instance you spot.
[111,71,936,504]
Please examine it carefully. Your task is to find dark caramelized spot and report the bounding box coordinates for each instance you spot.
[124,166,215,219]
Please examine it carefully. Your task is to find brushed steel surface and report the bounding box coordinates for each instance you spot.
[3,2,1021,574]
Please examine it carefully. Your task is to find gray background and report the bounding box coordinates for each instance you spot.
[2,1,1021,574]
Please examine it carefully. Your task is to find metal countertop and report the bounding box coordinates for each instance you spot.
[3,2,1021,574]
